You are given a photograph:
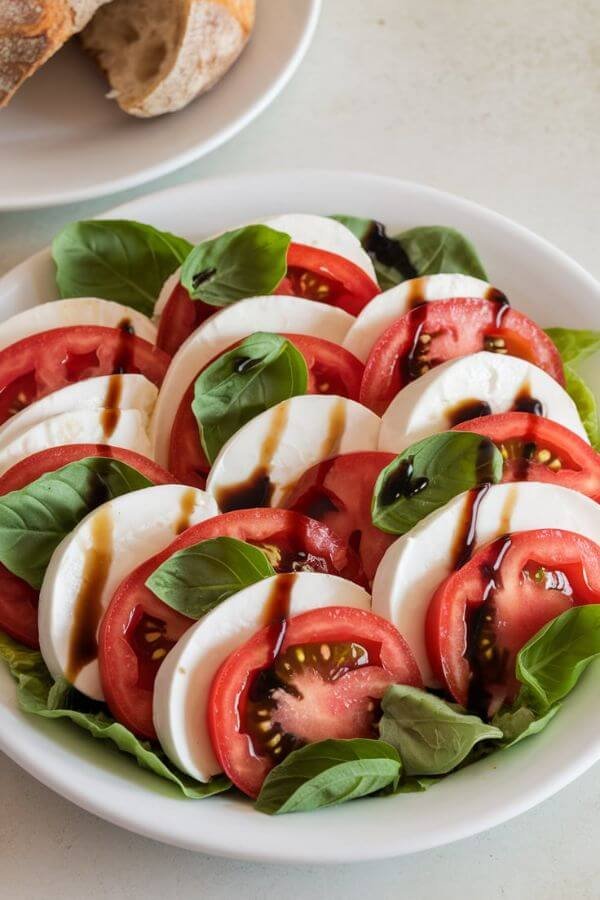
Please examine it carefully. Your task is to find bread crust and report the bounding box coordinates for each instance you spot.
[0,0,111,107]
[82,0,255,118]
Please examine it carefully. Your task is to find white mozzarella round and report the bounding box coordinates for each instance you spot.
[372,482,600,685]
[153,572,371,781]
[263,213,377,281]
[343,274,499,362]
[206,395,381,508]
[0,375,157,451]
[378,352,588,452]
[0,408,153,476]
[38,485,218,700]
[0,297,156,352]
[151,295,356,466]
[154,270,180,322]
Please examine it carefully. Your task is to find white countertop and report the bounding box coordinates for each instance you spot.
[1,0,599,895]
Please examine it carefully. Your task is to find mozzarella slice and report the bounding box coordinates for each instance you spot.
[263,214,377,281]
[151,295,355,466]
[154,270,180,322]
[206,395,381,508]
[372,482,600,685]
[0,408,153,476]
[0,375,157,451]
[379,352,588,452]
[153,572,371,781]
[0,297,156,352]
[38,485,218,700]
[343,274,501,362]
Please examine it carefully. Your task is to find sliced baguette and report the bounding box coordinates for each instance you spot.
[0,0,112,107]
[81,0,255,118]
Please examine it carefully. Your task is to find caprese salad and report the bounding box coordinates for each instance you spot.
[0,211,598,814]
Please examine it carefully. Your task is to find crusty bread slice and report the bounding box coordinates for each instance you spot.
[0,0,112,107]
[81,0,255,118]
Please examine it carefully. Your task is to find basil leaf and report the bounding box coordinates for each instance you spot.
[563,366,599,447]
[193,332,308,464]
[0,630,229,799]
[515,605,600,712]
[372,432,502,535]
[545,328,600,366]
[146,536,276,619]
[52,220,192,317]
[255,739,401,815]
[180,225,290,307]
[393,775,441,793]
[378,684,502,776]
[331,216,487,289]
[0,457,153,589]
[492,703,561,748]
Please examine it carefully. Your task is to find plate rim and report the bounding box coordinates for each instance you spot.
[0,0,321,211]
[0,168,599,863]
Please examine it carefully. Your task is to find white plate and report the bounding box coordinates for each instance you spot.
[0,171,599,862]
[0,0,320,210]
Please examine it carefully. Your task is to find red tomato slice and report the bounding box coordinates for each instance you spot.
[359,299,565,415]
[208,605,421,797]
[426,529,600,715]
[0,444,174,650]
[0,326,170,425]
[284,451,396,585]
[276,243,380,316]
[156,244,380,353]
[453,412,600,501]
[168,333,364,488]
[156,282,216,356]
[100,508,366,738]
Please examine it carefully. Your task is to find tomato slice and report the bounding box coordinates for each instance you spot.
[276,243,380,316]
[0,444,174,650]
[0,326,170,424]
[100,508,366,738]
[453,412,600,500]
[426,529,600,716]
[359,299,565,414]
[284,451,396,585]
[156,244,380,354]
[208,605,421,797]
[168,333,364,488]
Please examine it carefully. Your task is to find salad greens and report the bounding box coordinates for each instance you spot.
[146,536,276,619]
[546,327,600,447]
[332,216,488,290]
[52,220,192,317]
[371,433,503,535]
[378,685,502,775]
[192,332,308,464]
[255,739,402,814]
[180,225,290,306]
[0,631,230,799]
[0,457,153,589]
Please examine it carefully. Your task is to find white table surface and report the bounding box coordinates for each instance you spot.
[1,0,599,895]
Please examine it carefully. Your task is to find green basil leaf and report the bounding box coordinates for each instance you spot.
[515,605,600,712]
[0,630,229,799]
[0,457,153,589]
[563,365,599,448]
[331,217,487,289]
[393,774,441,793]
[146,536,276,619]
[180,225,290,307]
[545,328,600,366]
[192,332,308,464]
[372,432,502,535]
[378,684,502,775]
[255,738,401,815]
[491,703,561,748]
[52,220,192,317]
